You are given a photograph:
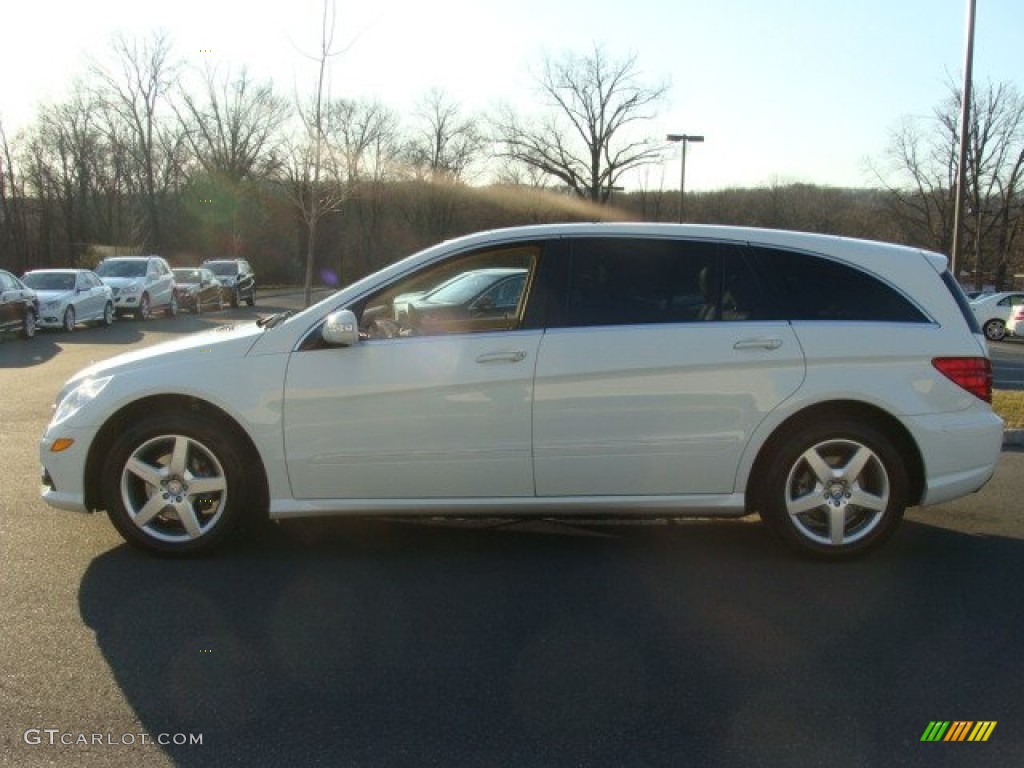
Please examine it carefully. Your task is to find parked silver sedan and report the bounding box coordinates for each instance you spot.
[22,269,115,331]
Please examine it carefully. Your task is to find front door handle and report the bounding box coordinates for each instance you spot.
[733,337,783,351]
[476,351,527,364]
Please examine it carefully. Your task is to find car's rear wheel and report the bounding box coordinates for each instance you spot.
[983,318,1006,341]
[758,420,907,558]
[101,302,114,326]
[62,306,76,332]
[21,308,36,339]
[166,295,178,317]
[101,412,249,555]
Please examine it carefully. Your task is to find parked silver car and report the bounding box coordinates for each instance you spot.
[22,269,114,331]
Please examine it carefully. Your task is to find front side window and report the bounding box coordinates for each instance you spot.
[355,244,540,338]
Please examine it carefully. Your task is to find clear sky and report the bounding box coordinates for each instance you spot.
[1,0,1020,192]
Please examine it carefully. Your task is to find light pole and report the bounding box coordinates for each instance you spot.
[667,133,704,223]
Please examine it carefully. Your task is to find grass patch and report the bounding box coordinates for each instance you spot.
[993,389,1024,429]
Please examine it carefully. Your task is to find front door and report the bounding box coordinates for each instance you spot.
[283,242,545,500]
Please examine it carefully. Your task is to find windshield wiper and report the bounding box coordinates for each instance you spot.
[257,311,293,329]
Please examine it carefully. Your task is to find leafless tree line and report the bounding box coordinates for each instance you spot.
[2,28,1022,290]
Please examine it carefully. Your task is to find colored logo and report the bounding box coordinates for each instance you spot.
[921,721,996,742]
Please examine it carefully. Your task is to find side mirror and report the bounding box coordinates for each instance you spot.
[322,309,360,347]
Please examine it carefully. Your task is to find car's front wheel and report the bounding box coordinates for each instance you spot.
[62,306,76,332]
[138,294,151,321]
[758,419,908,558]
[21,308,36,339]
[984,318,1006,341]
[101,412,250,555]
[166,294,178,317]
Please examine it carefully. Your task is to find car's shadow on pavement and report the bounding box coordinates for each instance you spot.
[78,518,1024,767]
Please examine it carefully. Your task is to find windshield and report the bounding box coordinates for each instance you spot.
[426,271,510,305]
[173,269,202,283]
[96,260,147,278]
[23,272,76,291]
[205,262,237,276]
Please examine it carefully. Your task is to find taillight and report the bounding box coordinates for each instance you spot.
[932,357,992,402]
[1014,309,1024,321]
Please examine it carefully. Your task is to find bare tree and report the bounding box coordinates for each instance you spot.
[400,90,487,239]
[285,0,351,306]
[90,31,180,251]
[0,121,33,271]
[493,46,668,202]
[872,79,1024,287]
[176,65,291,183]
[404,89,486,182]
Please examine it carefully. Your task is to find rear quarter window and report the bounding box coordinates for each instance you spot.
[754,247,930,323]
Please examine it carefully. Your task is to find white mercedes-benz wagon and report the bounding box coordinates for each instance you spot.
[40,224,1003,557]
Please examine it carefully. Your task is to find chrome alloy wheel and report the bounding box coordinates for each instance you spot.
[119,433,229,543]
[783,438,890,547]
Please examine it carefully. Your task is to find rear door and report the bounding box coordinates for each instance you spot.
[532,237,805,497]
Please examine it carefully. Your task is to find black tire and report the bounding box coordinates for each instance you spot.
[101,411,252,555]
[757,419,908,558]
[166,294,179,317]
[230,290,240,308]
[983,318,1005,341]
[101,302,114,327]
[138,293,151,321]
[21,308,36,339]
[63,306,76,332]
[195,296,203,315]
[245,289,255,307]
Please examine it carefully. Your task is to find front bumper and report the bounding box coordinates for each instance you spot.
[39,428,94,513]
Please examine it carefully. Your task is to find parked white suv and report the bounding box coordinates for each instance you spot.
[94,255,177,319]
[39,224,1002,557]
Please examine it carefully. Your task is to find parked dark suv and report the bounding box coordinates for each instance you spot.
[202,259,255,308]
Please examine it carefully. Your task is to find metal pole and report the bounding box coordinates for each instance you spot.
[951,0,977,282]
[679,140,687,224]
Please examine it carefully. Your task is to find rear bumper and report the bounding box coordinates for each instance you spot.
[908,406,1004,506]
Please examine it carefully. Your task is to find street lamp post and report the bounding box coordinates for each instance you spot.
[666,133,704,223]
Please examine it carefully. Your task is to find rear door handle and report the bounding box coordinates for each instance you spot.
[476,351,527,364]
[733,337,783,351]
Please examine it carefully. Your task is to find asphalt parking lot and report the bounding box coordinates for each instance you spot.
[1,291,1023,767]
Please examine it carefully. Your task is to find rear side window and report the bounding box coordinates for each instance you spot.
[562,238,773,327]
[755,247,929,323]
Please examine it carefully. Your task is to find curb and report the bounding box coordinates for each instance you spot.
[1003,429,1024,449]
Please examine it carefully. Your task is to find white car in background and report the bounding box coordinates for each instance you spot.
[21,269,114,331]
[40,224,1002,559]
[94,255,178,320]
[968,291,1024,340]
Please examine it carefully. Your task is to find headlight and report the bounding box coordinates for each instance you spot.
[51,376,113,426]
[121,281,143,296]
